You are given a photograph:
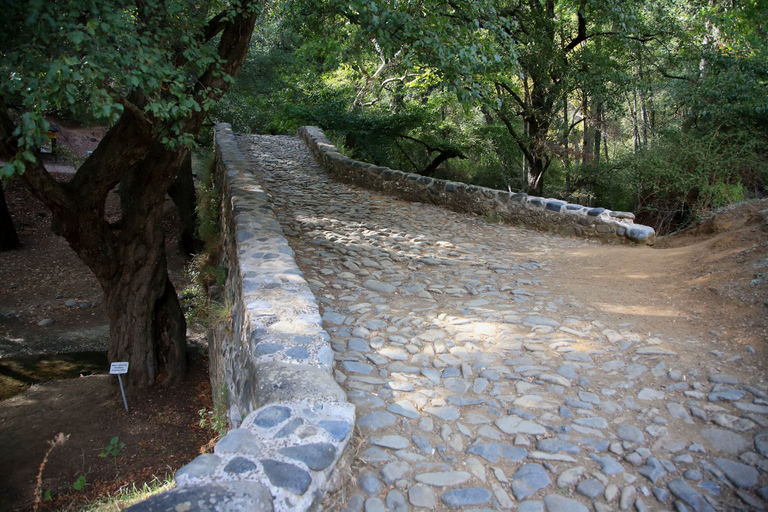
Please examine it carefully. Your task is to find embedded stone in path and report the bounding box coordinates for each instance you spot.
[358,411,397,430]
[441,488,493,507]
[588,454,624,475]
[713,458,759,488]
[466,442,527,463]
[369,435,410,450]
[756,434,768,456]
[524,316,561,327]
[543,494,590,512]
[415,471,472,486]
[616,424,645,444]
[700,428,749,455]
[667,479,716,512]
[363,280,397,293]
[387,400,420,419]
[511,463,551,500]
[408,485,437,507]
[496,415,547,435]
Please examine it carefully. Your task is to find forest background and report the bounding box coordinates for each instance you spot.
[215,0,768,236]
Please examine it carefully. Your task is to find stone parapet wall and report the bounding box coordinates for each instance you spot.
[128,124,354,512]
[297,126,655,244]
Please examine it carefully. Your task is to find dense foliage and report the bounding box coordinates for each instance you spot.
[214,0,767,234]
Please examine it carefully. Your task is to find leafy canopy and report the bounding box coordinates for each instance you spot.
[0,0,236,177]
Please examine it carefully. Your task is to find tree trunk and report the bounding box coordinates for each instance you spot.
[106,143,191,388]
[103,204,186,387]
[167,152,200,256]
[0,180,20,251]
[527,157,545,196]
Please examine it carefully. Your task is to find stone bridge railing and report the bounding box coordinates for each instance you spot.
[129,124,355,512]
[297,126,656,244]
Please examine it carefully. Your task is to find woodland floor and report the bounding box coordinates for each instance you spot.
[0,123,766,510]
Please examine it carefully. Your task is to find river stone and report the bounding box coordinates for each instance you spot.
[574,417,608,429]
[756,434,768,456]
[363,280,396,293]
[279,443,337,471]
[466,442,527,463]
[415,471,472,486]
[700,428,749,454]
[359,470,383,495]
[441,488,493,507]
[128,481,273,512]
[385,490,407,512]
[709,374,739,385]
[511,463,552,500]
[576,479,604,499]
[319,420,352,441]
[537,439,579,454]
[358,411,397,430]
[387,400,420,419]
[711,413,756,432]
[519,501,545,512]
[408,484,437,507]
[496,415,547,435]
[364,497,385,512]
[637,457,666,484]
[556,466,586,488]
[424,406,460,421]
[713,458,759,488]
[261,459,312,495]
[637,388,665,400]
[524,316,561,327]
[708,386,746,401]
[589,454,624,475]
[381,461,411,485]
[616,424,645,444]
[370,435,410,450]
[251,406,292,429]
[543,494,590,512]
[667,479,715,512]
[216,429,261,456]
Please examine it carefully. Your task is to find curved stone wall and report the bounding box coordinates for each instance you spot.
[297,126,655,244]
[128,124,354,512]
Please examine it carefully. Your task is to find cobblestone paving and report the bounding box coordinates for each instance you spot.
[239,134,768,512]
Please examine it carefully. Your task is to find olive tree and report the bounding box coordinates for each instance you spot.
[0,0,259,388]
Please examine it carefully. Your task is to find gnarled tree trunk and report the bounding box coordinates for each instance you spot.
[0,181,20,251]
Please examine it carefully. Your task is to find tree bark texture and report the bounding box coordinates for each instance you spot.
[0,181,20,251]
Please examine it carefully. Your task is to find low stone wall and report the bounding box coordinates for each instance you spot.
[297,126,655,244]
[129,124,354,512]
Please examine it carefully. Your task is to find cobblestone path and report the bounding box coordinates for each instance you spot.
[239,134,768,512]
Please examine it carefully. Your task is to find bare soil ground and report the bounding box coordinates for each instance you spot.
[0,122,215,511]
[545,199,768,371]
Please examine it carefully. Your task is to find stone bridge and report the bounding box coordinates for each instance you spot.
[133,126,767,512]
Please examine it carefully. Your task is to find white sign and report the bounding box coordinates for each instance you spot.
[110,362,129,374]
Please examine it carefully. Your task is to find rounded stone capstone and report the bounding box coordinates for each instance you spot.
[125,481,273,512]
[253,362,346,407]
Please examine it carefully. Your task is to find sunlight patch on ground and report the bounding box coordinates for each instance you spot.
[594,302,684,319]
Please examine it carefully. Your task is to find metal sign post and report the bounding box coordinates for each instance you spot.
[109,362,130,412]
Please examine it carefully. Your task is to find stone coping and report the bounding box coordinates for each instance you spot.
[128,124,354,512]
[297,126,655,244]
